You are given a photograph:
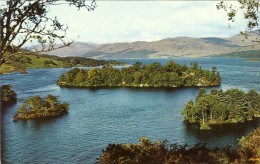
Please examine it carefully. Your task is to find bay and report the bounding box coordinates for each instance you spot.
[1,57,260,164]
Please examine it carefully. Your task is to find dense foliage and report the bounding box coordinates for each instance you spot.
[98,137,235,164]
[182,88,260,129]
[57,61,221,88]
[1,85,17,107]
[13,94,69,120]
[237,128,260,161]
[98,128,260,163]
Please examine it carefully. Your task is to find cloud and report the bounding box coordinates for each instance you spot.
[48,1,247,44]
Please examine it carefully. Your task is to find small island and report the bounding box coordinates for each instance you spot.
[13,94,69,121]
[182,88,260,130]
[1,85,17,108]
[57,61,221,88]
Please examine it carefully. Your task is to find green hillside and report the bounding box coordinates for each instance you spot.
[216,50,260,61]
[0,53,123,74]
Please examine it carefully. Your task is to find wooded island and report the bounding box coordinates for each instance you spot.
[57,61,221,88]
[13,94,69,121]
[182,88,260,130]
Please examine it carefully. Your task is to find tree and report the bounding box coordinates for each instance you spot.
[57,61,221,88]
[132,61,142,71]
[0,0,96,66]
[247,89,260,113]
[211,67,217,75]
[182,100,199,123]
[196,88,207,101]
[164,60,182,75]
[217,0,260,43]
[44,59,56,65]
[191,62,199,70]
[216,102,228,121]
[182,88,260,129]
[74,69,87,84]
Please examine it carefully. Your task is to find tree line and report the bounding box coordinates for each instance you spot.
[5,53,124,67]
[53,56,124,67]
[57,61,221,88]
[182,88,260,130]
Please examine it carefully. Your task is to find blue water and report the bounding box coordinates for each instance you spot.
[1,58,260,164]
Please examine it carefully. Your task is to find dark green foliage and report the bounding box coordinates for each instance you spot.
[57,61,221,88]
[182,88,260,129]
[98,137,237,164]
[43,59,57,66]
[51,56,123,67]
[13,94,69,120]
[20,56,32,64]
[99,129,260,164]
[1,84,17,107]
[6,55,32,65]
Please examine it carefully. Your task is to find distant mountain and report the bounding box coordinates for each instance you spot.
[39,42,100,57]
[40,32,260,58]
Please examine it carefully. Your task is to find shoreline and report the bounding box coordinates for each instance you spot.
[57,83,221,89]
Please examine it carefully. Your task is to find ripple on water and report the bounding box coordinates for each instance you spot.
[1,58,260,163]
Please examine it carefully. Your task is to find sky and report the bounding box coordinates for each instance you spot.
[48,1,246,44]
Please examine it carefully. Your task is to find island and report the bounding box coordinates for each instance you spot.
[0,52,124,74]
[1,85,17,108]
[57,61,221,88]
[13,94,69,121]
[98,128,260,164]
[182,88,260,130]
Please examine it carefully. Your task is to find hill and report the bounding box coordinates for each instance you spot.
[33,42,100,57]
[41,33,260,59]
[0,53,123,74]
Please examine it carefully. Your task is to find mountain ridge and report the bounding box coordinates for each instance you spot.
[40,33,260,58]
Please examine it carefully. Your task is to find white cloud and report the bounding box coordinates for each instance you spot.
[47,1,247,44]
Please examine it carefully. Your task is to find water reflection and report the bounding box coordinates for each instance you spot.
[183,118,260,148]
[15,114,69,130]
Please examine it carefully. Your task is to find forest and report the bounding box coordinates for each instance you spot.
[98,128,260,164]
[57,61,221,88]
[13,94,69,121]
[182,88,260,129]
